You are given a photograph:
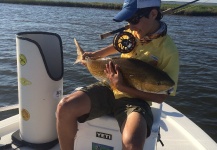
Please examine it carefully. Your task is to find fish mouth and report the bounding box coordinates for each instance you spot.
[140,85,174,95]
[154,86,174,95]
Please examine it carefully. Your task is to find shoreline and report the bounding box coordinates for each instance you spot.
[0,0,217,16]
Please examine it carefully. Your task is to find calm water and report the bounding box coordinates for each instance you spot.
[0,3,217,142]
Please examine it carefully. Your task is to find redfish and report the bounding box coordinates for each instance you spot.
[74,38,174,94]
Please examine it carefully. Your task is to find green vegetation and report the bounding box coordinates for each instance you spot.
[0,0,217,16]
[161,3,217,16]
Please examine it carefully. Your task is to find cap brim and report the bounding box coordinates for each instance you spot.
[113,8,137,22]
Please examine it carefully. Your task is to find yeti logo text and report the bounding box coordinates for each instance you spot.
[96,132,112,140]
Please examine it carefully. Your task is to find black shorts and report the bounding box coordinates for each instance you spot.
[77,82,153,137]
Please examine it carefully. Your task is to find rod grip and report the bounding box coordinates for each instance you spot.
[100,25,129,39]
[100,32,114,40]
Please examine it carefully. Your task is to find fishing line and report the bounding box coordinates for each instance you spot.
[174,0,210,14]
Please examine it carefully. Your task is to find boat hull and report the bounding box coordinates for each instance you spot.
[1,102,216,150]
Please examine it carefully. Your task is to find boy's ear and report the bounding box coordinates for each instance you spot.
[149,9,158,19]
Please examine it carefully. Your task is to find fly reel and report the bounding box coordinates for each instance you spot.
[113,32,136,53]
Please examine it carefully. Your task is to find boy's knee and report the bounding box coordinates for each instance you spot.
[122,136,143,150]
[122,129,146,150]
[56,96,71,119]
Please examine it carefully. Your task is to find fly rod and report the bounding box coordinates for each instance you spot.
[100,0,200,39]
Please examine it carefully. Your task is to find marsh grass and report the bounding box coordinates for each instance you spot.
[0,0,217,16]
[161,3,217,16]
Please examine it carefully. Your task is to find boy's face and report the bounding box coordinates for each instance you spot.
[128,9,159,39]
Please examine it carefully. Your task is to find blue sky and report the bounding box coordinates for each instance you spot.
[162,0,216,3]
[65,0,217,4]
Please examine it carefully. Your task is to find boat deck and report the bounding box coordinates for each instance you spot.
[0,103,216,150]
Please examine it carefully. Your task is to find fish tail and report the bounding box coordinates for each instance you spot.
[74,38,85,64]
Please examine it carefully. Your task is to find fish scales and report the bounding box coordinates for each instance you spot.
[74,38,175,94]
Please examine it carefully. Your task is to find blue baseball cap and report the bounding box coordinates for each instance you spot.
[113,0,161,22]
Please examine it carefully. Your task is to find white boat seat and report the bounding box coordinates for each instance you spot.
[74,102,163,150]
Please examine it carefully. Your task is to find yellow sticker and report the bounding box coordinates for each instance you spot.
[20,78,32,86]
[20,54,27,66]
[21,109,30,121]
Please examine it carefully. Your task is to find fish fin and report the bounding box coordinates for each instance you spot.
[74,38,85,64]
